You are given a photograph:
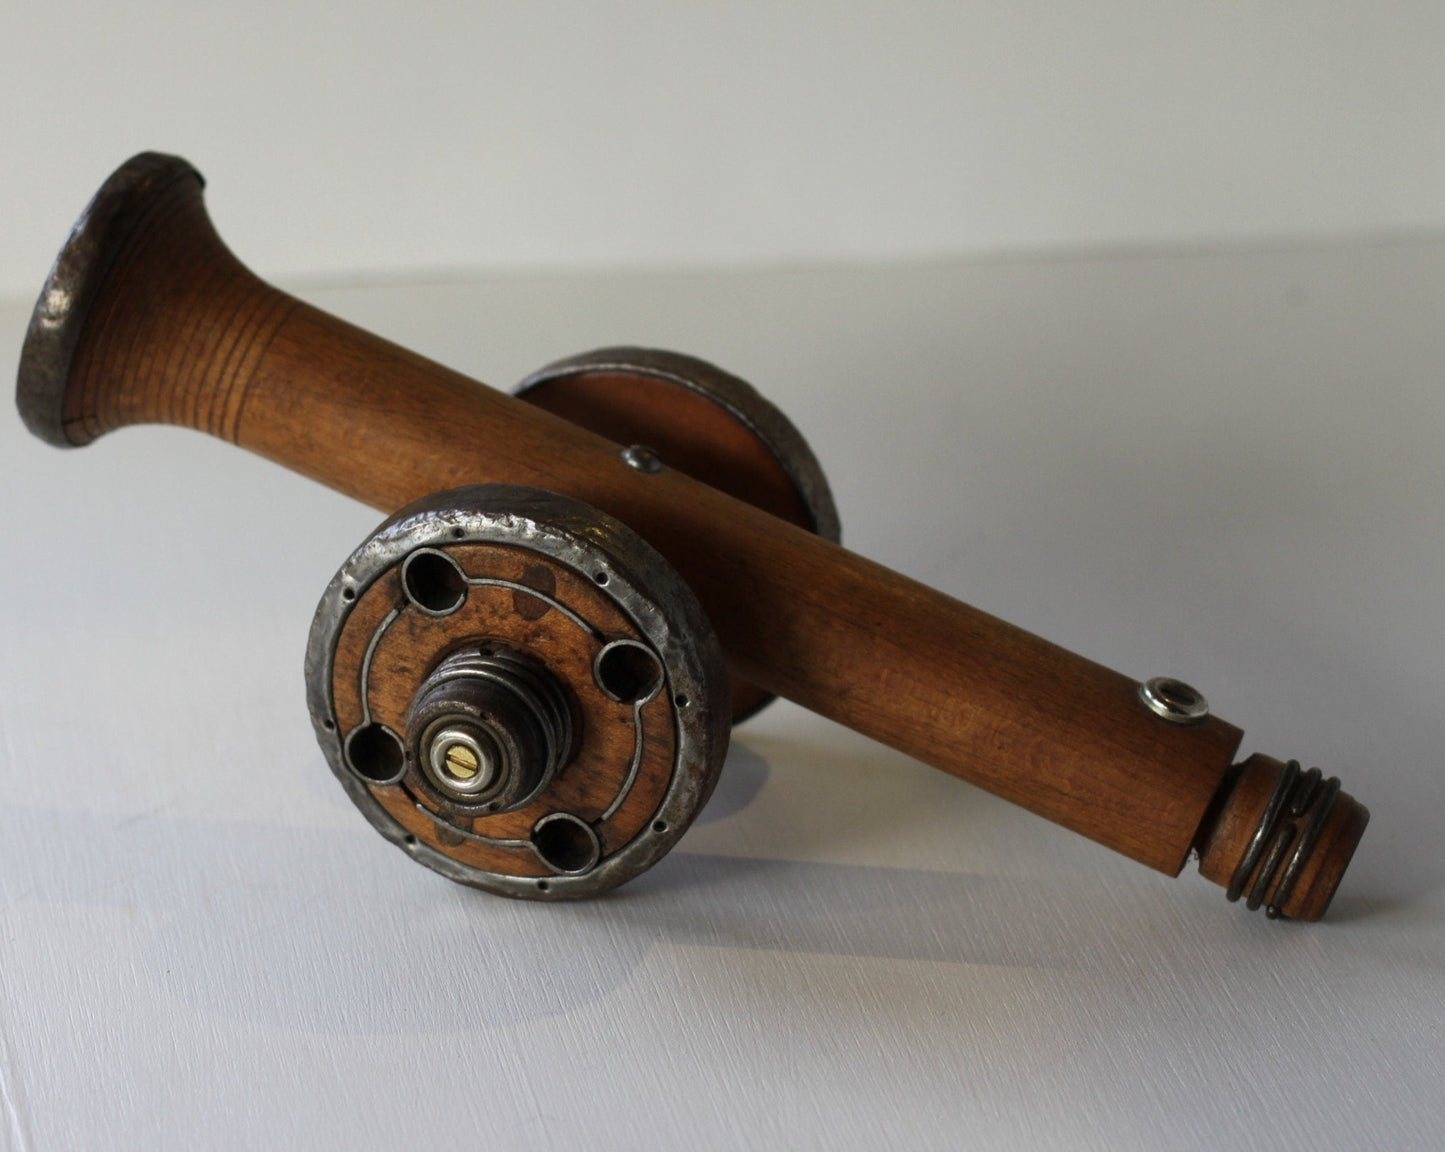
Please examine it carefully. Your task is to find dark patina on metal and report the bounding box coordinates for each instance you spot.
[17,152,203,447]
[306,483,732,900]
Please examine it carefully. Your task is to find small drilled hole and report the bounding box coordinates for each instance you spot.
[536,880,549,892]
[593,571,609,586]
[652,820,668,834]
[532,814,600,874]
[403,550,467,614]
[345,723,405,783]
[674,693,689,708]
[403,834,418,847]
[595,641,663,704]
[322,718,336,731]
[341,587,356,602]
[451,527,466,538]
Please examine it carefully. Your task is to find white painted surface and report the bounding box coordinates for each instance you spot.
[4,3,1445,298]
[1,236,1443,1149]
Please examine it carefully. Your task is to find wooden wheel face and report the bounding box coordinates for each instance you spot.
[515,347,840,723]
[306,485,730,899]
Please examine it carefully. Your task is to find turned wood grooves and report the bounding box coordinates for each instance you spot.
[18,154,1369,918]
[65,176,296,445]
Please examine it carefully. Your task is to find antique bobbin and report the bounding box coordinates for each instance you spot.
[16,153,1369,917]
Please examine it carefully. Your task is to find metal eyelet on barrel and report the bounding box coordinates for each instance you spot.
[1139,677,1210,724]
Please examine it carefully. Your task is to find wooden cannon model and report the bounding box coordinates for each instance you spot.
[16,153,1368,917]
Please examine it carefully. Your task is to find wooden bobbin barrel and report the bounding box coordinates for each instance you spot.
[16,153,1369,919]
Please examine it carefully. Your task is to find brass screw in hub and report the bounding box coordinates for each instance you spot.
[444,742,479,779]
[424,723,501,797]
[407,647,574,812]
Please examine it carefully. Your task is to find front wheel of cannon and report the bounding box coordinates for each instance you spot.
[306,484,731,899]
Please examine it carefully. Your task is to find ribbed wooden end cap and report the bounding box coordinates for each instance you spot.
[1197,753,1369,921]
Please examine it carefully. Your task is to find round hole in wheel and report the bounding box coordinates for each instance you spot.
[402,549,467,614]
[532,813,601,875]
[594,639,664,704]
[345,723,406,784]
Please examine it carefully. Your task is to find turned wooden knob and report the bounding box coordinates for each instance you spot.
[15,153,1368,918]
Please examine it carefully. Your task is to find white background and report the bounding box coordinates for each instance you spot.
[3,2,1445,296]
[2,6,1443,1151]
[3,242,1443,1152]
